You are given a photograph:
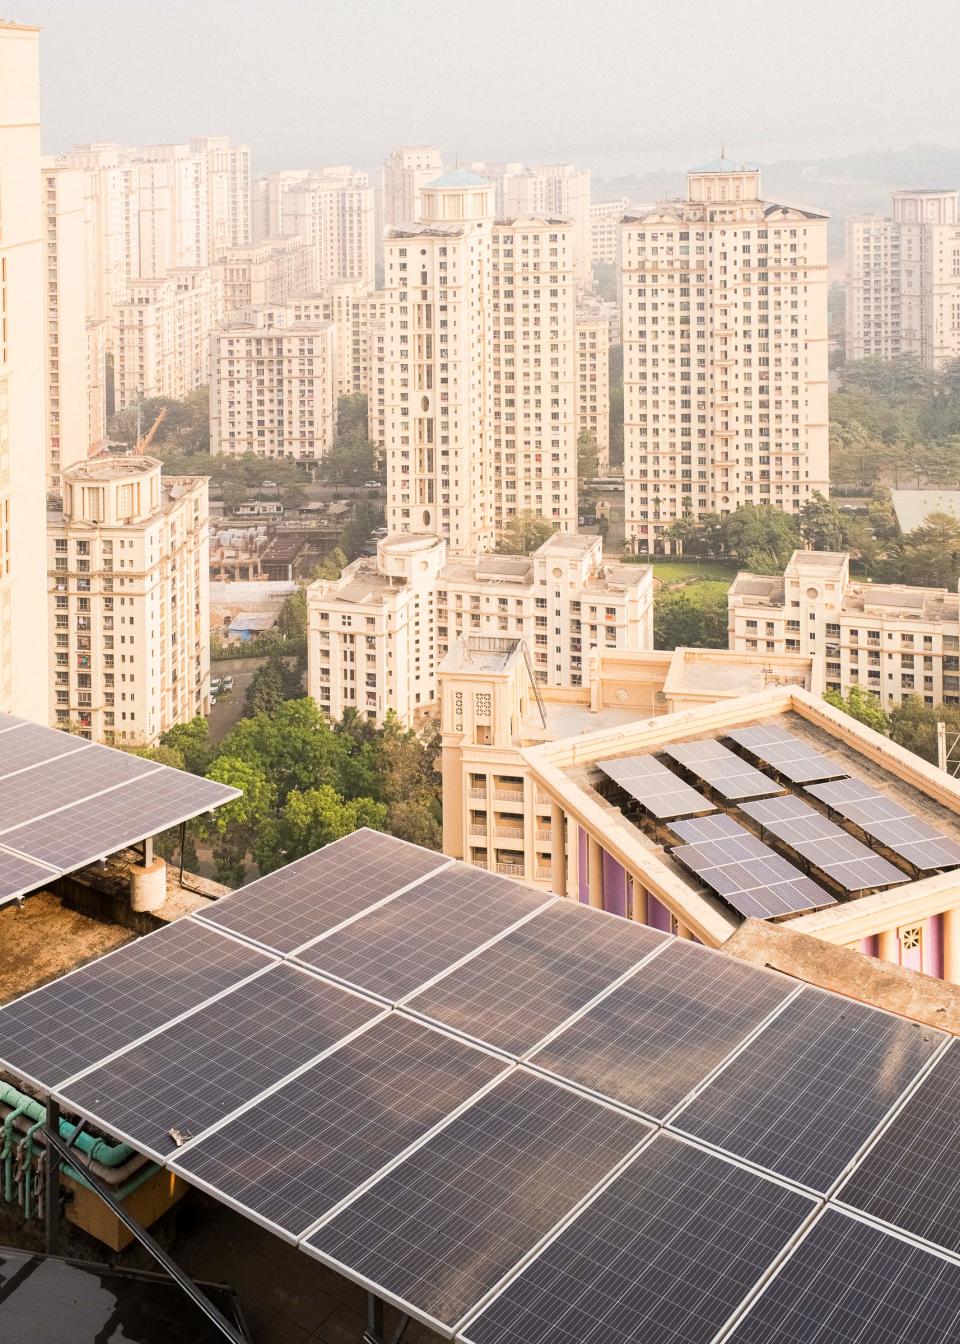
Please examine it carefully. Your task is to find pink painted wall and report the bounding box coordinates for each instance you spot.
[602,851,627,918]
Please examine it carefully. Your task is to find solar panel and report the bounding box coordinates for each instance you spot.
[670,814,748,844]
[403,902,669,1058]
[57,964,386,1161]
[459,1134,816,1344]
[0,845,59,903]
[0,920,272,1091]
[724,1207,960,1344]
[527,941,796,1118]
[170,1014,510,1242]
[0,721,92,780]
[663,739,783,802]
[806,778,960,873]
[599,755,714,821]
[837,1040,960,1254]
[670,988,943,1193]
[669,815,837,920]
[304,1070,651,1333]
[293,865,551,1003]
[0,746,160,834]
[195,828,450,954]
[0,711,26,732]
[726,725,847,785]
[739,795,906,892]
[0,769,240,874]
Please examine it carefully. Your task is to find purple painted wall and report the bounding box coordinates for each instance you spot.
[578,828,589,904]
[861,934,880,960]
[602,851,627,918]
[925,914,944,980]
[646,890,673,933]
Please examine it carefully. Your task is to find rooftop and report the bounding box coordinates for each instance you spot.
[690,156,761,173]
[425,168,491,189]
[891,488,960,534]
[439,635,524,674]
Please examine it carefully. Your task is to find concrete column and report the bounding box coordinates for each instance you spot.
[550,804,566,898]
[566,819,579,899]
[630,878,647,924]
[676,920,694,940]
[943,908,960,984]
[587,836,604,910]
[877,927,899,966]
[130,858,167,913]
[143,836,154,866]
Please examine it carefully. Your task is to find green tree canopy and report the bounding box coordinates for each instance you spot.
[158,716,211,775]
[888,696,960,766]
[653,589,728,650]
[823,686,891,736]
[497,511,555,555]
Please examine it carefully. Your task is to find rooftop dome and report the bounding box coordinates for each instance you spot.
[426,168,490,189]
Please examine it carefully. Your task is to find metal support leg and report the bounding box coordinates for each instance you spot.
[178,822,187,885]
[44,1098,60,1255]
[364,1293,385,1344]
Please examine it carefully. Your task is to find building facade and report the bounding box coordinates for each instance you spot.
[590,197,629,266]
[217,236,313,311]
[621,159,830,552]
[48,456,210,743]
[729,549,960,709]
[575,309,611,471]
[282,170,376,287]
[0,21,50,721]
[503,164,592,289]
[307,531,653,724]
[41,163,90,492]
[112,266,224,409]
[209,304,336,460]
[382,146,443,229]
[846,190,960,370]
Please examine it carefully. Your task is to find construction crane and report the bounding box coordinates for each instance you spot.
[134,406,167,455]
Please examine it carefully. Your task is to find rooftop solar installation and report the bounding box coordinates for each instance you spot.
[0,920,272,1091]
[725,1207,960,1344]
[304,1070,651,1333]
[0,845,59,904]
[170,1014,510,1242]
[662,738,785,802]
[460,1134,816,1344]
[670,988,943,1194]
[0,744,158,833]
[293,865,551,1003]
[599,754,715,821]
[195,827,451,954]
[403,901,669,1058]
[806,776,960,872]
[725,724,848,784]
[669,813,751,844]
[527,940,796,1119]
[739,793,907,892]
[669,814,837,920]
[0,720,92,780]
[837,1040,960,1255]
[56,964,386,1161]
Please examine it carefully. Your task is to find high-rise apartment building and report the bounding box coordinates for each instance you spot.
[846,190,960,369]
[621,159,829,552]
[590,198,629,266]
[217,236,313,311]
[209,304,336,460]
[41,163,90,491]
[282,170,376,287]
[305,280,374,397]
[0,21,50,721]
[504,165,592,288]
[307,532,653,724]
[384,170,578,551]
[86,319,108,450]
[48,456,210,743]
[382,147,443,228]
[468,161,524,217]
[112,267,223,410]
[575,309,611,471]
[192,135,251,254]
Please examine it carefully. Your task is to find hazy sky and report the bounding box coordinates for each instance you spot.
[13,0,960,179]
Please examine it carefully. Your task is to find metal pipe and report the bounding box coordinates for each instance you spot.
[45,1098,60,1254]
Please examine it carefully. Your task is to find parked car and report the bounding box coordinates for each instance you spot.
[364,479,383,489]
[221,675,234,693]
[211,677,223,695]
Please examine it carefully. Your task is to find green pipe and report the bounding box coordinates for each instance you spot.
[0,1081,135,1167]
[2,1100,32,1202]
[20,1119,44,1220]
[62,1158,160,1203]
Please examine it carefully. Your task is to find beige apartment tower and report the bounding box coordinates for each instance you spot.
[0,22,50,721]
[112,266,224,409]
[382,147,443,229]
[41,163,90,492]
[621,159,830,552]
[48,456,210,743]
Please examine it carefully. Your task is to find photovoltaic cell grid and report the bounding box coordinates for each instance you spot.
[0,720,91,780]
[0,920,271,1090]
[0,746,160,835]
[57,964,386,1160]
[599,755,715,821]
[806,776,960,873]
[404,901,669,1058]
[837,1039,960,1256]
[739,794,907,892]
[527,940,795,1119]
[669,816,837,920]
[670,987,943,1194]
[305,1070,651,1332]
[460,1135,816,1344]
[195,828,450,954]
[670,813,749,844]
[293,864,551,1003]
[0,846,59,904]
[171,1014,510,1241]
[725,724,848,785]
[725,1208,960,1344]
[662,738,785,802]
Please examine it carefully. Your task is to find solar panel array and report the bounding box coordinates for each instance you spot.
[806,775,960,873]
[725,724,848,785]
[740,794,907,892]
[0,715,239,904]
[662,738,785,802]
[599,755,715,821]
[669,813,836,920]
[2,827,960,1343]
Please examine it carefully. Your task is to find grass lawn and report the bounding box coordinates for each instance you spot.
[650,559,740,586]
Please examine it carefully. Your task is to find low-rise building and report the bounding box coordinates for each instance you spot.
[307,532,654,725]
[217,235,313,311]
[729,549,960,709]
[48,455,210,743]
[209,303,336,460]
[112,266,223,410]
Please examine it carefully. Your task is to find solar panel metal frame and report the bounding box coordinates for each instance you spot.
[725,725,848,785]
[662,739,785,802]
[0,844,61,904]
[806,777,960,873]
[598,755,715,821]
[739,794,907,892]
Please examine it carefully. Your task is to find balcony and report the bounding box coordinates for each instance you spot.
[496,861,525,877]
[494,788,524,803]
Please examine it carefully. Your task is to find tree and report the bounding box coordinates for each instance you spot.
[577,429,599,483]
[244,655,302,716]
[889,696,960,766]
[196,756,277,884]
[718,505,799,568]
[337,392,370,442]
[320,437,377,484]
[497,511,554,555]
[370,714,442,848]
[801,492,845,553]
[653,589,728,650]
[274,786,387,868]
[221,480,248,513]
[823,686,890,736]
[159,716,211,775]
[307,547,348,582]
